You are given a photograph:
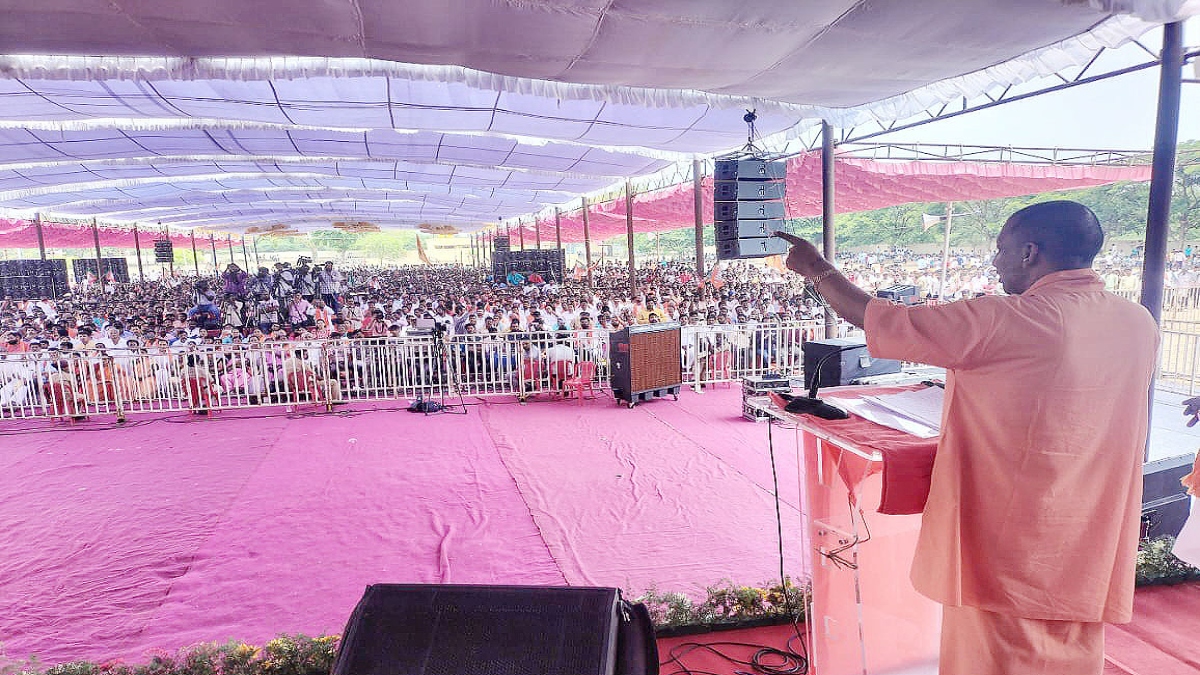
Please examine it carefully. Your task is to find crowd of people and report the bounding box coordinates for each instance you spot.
[0,243,1160,414]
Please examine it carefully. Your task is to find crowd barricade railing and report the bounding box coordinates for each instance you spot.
[1158,329,1200,396]
[1,319,884,422]
[685,320,832,387]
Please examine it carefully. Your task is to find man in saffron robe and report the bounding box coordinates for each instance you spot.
[777,201,1158,675]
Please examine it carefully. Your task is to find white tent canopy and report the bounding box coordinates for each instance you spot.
[0,0,1196,233]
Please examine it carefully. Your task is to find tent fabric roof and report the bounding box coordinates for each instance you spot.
[0,1,1195,233]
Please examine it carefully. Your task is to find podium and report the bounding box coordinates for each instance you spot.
[756,387,941,674]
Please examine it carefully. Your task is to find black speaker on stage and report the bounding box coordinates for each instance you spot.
[1142,453,1196,541]
[494,236,511,252]
[332,584,657,675]
[802,338,901,389]
[877,284,920,305]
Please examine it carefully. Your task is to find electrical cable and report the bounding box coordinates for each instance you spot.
[655,420,810,675]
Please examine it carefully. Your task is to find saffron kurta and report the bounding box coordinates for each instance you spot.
[864,269,1158,623]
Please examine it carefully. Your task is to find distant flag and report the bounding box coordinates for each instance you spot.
[415,234,431,265]
[572,262,586,281]
[707,261,724,289]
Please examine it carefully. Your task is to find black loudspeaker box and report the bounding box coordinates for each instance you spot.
[333,584,657,675]
[876,284,920,304]
[1142,453,1196,541]
[802,338,901,389]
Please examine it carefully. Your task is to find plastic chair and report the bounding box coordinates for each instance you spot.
[707,350,733,388]
[184,376,215,414]
[563,360,599,403]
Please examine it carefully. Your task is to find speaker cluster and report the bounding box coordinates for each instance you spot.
[71,257,130,284]
[713,159,790,260]
[0,259,70,299]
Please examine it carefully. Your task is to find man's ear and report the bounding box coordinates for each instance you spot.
[1022,242,1039,265]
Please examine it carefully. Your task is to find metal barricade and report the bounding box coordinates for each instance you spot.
[684,320,831,387]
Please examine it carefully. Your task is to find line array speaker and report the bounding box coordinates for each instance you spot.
[713,159,787,260]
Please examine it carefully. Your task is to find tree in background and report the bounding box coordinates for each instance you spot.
[308,230,362,261]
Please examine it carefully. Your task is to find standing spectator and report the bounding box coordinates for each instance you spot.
[318,261,345,312]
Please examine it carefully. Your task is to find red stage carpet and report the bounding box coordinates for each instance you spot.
[0,388,806,666]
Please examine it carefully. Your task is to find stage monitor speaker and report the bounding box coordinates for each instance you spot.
[1142,453,1196,541]
[802,338,901,389]
[877,284,920,305]
[333,584,656,675]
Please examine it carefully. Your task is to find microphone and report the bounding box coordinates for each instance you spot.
[771,346,855,420]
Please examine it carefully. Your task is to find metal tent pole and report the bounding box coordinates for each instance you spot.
[92,217,104,288]
[940,203,953,300]
[34,212,46,260]
[693,158,706,280]
[242,237,251,270]
[555,208,563,252]
[535,217,542,249]
[1140,20,1185,461]
[518,219,525,250]
[1141,21,1184,325]
[191,231,200,276]
[821,121,838,339]
[626,180,636,296]
[133,223,145,283]
[209,234,218,276]
[582,197,593,288]
[227,234,235,266]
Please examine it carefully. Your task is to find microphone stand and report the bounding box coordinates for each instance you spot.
[773,346,857,420]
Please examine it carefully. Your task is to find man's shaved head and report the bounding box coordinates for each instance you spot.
[1006,200,1104,270]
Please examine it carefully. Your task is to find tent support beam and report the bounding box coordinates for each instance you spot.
[693,158,705,280]
[92,217,103,288]
[821,121,838,339]
[191,232,199,277]
[555,208,563,253]
[626,180,636,296]
[133,223,145,283]
[242,237,251,271]
[582,198,593,288]
[209,235,218,277]
[34,212,46,260]
[1141,20,1184,461]
[841,47,1200,146]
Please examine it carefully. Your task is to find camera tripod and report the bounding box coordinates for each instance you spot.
[411,329,468,415]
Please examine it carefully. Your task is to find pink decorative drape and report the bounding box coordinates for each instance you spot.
[523,153,1152,244]
[0,220,235,250]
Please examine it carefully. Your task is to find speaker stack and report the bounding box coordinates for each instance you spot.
[154,239,174,263]
[713,159,790,260]
[493,235,511,253]
[72,257,130,284]
[492,248,565,283]
[0,259,70,299]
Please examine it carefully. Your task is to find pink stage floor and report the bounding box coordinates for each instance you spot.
[3,387,1196,672]
[0,386,807,666]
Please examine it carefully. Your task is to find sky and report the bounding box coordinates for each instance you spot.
[882,18,1200,151]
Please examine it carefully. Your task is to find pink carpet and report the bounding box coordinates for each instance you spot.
[0,388,806,666]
